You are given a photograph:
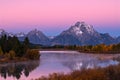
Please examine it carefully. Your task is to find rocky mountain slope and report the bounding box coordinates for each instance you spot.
[51,22,115,45]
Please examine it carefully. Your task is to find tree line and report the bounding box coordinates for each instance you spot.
[0,35,40,60]
[42,43,120,54]
[64,43,120,53]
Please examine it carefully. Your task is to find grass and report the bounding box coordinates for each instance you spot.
[35,64,120,80]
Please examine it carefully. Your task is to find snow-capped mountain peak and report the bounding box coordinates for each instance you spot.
[26,29,50,45]
[28,29,46,38]
[52,21,116,45]
[74,22,95,34]
[0,29,9,37]
[67,22,96,36]
[75,21,85,27]
[0,29,5,34]
[8,33,14,37]
[72,26,83,35]
[29,29,42,35]
[16,32,25,37]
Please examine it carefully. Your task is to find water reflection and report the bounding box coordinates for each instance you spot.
[0,51,119,80]
[42,52,119,71]
[0,60,39,79]
[62,60,119,71]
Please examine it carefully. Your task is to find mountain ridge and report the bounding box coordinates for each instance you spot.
[51,22,116,45]
[0,22,119,45]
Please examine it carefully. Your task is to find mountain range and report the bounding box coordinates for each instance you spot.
[0,22,119,46]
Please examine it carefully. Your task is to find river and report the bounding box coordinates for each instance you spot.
[0,51,119,80]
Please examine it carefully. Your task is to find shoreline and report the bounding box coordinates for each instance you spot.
[0,50,120,64]
[0,57,30,64]
[40,50,120,61]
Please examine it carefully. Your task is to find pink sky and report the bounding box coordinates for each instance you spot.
[0,0,120,36]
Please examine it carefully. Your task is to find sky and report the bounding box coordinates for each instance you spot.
[0,0,120,37]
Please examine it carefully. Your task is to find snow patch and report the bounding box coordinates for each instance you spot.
[8,33,14,37]
[84,25,94,33]
[72,27,83,35]
[16,32,25,37]
[0,29,5,34]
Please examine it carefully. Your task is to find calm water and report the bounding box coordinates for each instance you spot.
[0,51,119,80]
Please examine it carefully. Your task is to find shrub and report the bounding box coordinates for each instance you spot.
[36,64,120,80]
[5,50,16,60]
[25,49,40,60]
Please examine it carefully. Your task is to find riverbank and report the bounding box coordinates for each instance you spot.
[0,57,31,64]
[35,64,120,80]
[0,49,40,64]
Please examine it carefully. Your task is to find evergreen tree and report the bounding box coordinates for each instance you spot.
[24,37,30,47]
[0,46,3,56]
[0,35,7,53]
[23,37,30,54]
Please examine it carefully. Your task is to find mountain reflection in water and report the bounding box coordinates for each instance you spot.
[0,60,39,79]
